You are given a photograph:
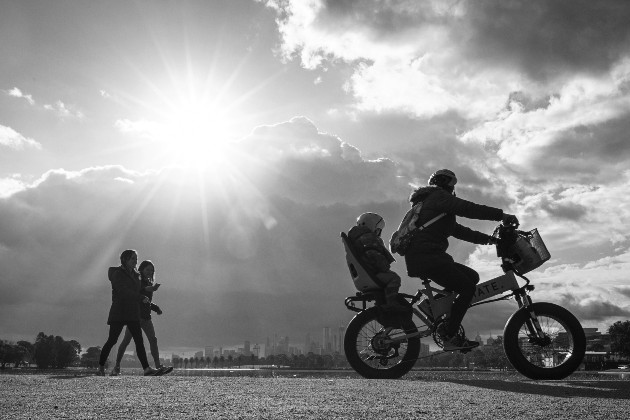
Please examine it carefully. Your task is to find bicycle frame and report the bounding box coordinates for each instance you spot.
[345,270,547,347]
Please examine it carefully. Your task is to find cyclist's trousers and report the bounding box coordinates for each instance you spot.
[409,252,479,337]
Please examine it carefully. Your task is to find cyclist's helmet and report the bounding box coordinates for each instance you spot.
[356,212,385,236]
[428,169,457,193]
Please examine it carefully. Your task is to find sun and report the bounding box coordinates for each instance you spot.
[154,97,234,168]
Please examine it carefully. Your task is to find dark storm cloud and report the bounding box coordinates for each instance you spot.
[523,115,630,182]
[320,0,435,35]
[559,294,630,321]
[312,1,630,80]
[540,198,587,221]
[457,0,630,80]
[614,286,630,299]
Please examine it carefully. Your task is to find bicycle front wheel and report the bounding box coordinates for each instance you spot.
[344,307,420,379]
[503,302,586,380]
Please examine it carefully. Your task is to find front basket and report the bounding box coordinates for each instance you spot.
[509,228,551,274]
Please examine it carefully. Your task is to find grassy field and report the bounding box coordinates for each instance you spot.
[2,369,629,419]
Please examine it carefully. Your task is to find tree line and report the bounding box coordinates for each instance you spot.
[2,321,630,370]
[0,332,81,369]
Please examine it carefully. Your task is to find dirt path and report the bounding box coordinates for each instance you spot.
[2,372,629,419]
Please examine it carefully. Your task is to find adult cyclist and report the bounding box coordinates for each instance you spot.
[403,169,518,351]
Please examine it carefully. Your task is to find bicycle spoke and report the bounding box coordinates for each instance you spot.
[354,319,411,370]
[516,314,574,369]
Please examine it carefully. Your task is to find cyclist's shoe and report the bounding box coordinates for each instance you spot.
[110,366,121,376]
[96,366,106,376]
[443,335,479,352]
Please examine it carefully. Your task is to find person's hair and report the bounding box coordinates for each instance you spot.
[119,249,137,265]
[138,260,154,274]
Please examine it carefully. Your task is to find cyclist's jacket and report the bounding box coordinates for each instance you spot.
[348,225,395,273]
[404,186,503,257]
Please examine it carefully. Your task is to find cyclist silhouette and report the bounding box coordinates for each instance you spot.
[402,169,518,350]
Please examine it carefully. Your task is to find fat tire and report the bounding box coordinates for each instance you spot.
[344,307,420,379]
[503,302,585,380]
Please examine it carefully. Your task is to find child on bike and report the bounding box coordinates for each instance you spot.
[348,212,406,312]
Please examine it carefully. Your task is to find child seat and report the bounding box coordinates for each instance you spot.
[341,232,386,292]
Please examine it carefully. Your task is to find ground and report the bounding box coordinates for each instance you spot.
[1,370,629,419]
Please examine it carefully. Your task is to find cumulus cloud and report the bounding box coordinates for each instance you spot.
[0,124,42,150]
[0,177,26,198]
[234,116,409,205]
[262,0,630,121]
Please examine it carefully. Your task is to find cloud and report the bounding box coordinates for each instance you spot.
[233,116,410,205]
[263,1,630,121]
[4,87,84,119]
[558,294,630,322]
[4,87,35,105]
[43,100,84,119]
[0,177,26,198]
[1,116,627,350]
[0,124,42,150]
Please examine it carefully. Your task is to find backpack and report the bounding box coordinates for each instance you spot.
[389,202,446,256]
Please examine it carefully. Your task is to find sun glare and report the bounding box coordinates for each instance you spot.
[156,99,233,168]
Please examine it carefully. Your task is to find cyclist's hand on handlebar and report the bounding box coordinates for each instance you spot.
[502,213,519,227]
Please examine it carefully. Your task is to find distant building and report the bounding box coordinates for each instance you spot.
[420,342,430,356]
[475,332,483,347]
[323,327,337,354]
[204,346,214,358]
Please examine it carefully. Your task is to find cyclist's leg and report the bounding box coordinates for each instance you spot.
[417,255,479,337]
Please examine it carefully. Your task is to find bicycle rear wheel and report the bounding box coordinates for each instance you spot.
[344,307,420,379]
[503,302,585,380]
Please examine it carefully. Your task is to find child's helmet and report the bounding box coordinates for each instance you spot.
[356,212,385,235]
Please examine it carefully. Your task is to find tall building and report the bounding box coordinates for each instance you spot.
[475,332,483,347]
[253,343,260,358]
[204,346,214,358]
[323,327,331,353]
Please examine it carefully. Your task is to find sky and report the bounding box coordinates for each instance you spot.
[1,0,630,356]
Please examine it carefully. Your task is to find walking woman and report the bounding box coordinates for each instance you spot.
[97,250,163,376]
[110,260,173,376]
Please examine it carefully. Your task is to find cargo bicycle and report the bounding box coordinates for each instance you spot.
[341,222,586,380]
